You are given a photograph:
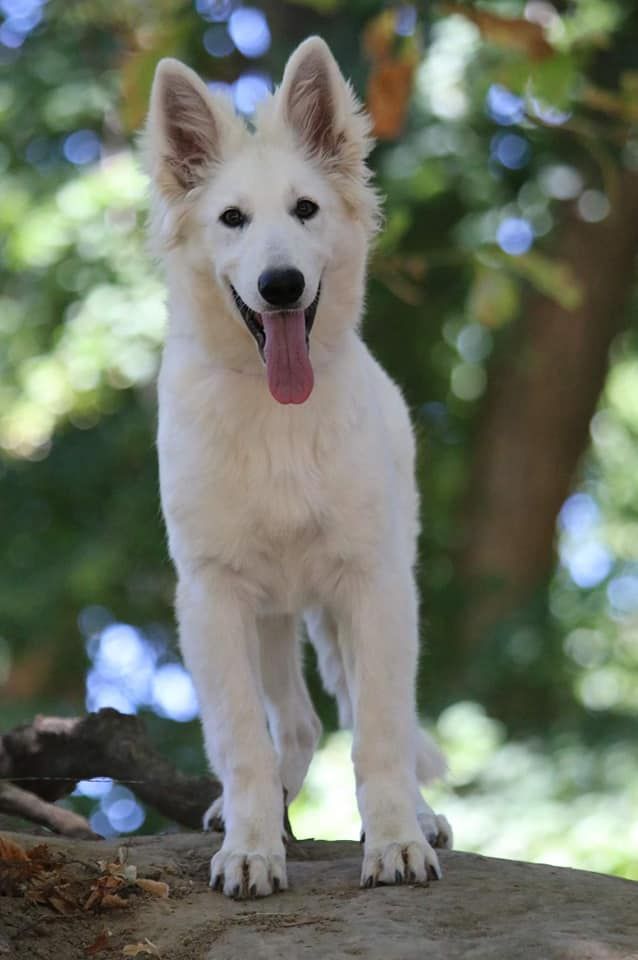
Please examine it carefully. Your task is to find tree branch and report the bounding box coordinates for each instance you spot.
[0,708,221,837]
[0,781,100,839]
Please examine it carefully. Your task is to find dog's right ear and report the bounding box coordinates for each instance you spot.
[147,58,223,199]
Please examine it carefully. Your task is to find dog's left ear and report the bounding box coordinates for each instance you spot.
[278,36,369,163]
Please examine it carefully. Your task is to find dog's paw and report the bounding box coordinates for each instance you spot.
[360,839,442,889]
[418,810,453,850]
[210,846,288,899]
[202,796,224,832]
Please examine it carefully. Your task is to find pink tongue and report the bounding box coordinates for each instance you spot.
[262,310,314,404]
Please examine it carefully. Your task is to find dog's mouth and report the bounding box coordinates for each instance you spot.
[229,284,320,405]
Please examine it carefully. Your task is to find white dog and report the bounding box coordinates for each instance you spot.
[146,36,451,899]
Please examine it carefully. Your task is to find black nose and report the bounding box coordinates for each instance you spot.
[258,267,305,308]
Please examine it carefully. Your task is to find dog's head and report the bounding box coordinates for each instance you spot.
[145,37,380,404]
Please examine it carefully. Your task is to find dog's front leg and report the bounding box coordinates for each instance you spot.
[339,563,442,888]
[176,568,286,898]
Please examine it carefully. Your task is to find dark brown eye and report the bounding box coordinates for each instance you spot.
[294,198,318,221]
[220,207,246,228]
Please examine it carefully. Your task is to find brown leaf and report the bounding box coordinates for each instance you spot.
[27,844,54,864]
[84,874,123,910]
[367,60,417,140]
[48,894,76,914]
[0,837,43,896]
[85,929,112,956]
[135,878,169,899]
[442,3,553,61]
[0,835,29,861]
[100,893,129,910]
[362,8,397,61]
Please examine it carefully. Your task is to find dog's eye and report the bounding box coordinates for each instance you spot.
[220,207,246,228]
[294,198,319,221]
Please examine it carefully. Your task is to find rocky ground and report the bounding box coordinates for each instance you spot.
[1,830,637,959]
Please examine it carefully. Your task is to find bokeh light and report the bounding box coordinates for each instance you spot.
[530,97,571,126]
[486,84,525,126]
[195,0,233,21]
[395,4,417,37]
[496,217,534,255]
[233,71,271,114]
[563,542,613,589]
[577,190,610,223]
[87,785,146,836]
[0,0,43,48]
[152,663,199,722]
[456,323,492,363]
[203,23,234,58]
[228,7,270,58]
[559,493,599,536]
[63,130,101,166]
[491,132,530,170]
[82,613,199,723]
[102,786,145,833]
[417,16,479,120]
[451,362,486,401]
[74,777,113,799]
[77,611,200,833]
[607,573,638,617]
[558,493,613,589]
[539,164,583,200]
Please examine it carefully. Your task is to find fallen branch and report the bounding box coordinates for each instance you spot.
[0,708,221,839]
[0,781,100,839]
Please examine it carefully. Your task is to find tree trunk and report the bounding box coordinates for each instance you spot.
[459,170,638,654]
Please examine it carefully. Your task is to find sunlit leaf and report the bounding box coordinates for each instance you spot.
[494,250,584,310]
[468,265,520,328]
[442,3,554,61]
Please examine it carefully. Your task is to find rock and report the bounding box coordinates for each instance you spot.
[0,831,636,959]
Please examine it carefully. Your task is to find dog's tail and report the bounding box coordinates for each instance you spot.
[416,728,448,784]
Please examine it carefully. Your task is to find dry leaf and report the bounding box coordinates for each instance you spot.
[122,940,160,957]
[363,9,420,140]
[48,894,75,914]
[85,929,112,956]
[135,878,169,898]
[362,8,397,60]
[442,3,553,61]
[84,874,126,911]
[0,835,29,861]
[0,837,45,895]
[27,844,54,864]
[101,893,129,910]
[367,60,416,139]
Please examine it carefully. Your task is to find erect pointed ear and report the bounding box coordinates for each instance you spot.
[278,36,351,159]
[147,58,222,198]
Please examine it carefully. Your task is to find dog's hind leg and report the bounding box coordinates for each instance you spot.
[306,608,452,849]
[414,728,453,848]
[259,614,322,805]
[305,607,352,729]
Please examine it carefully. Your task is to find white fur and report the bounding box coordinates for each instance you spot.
[147,36,451,899]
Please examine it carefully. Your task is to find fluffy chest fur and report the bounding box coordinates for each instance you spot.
[157,331,402,612]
